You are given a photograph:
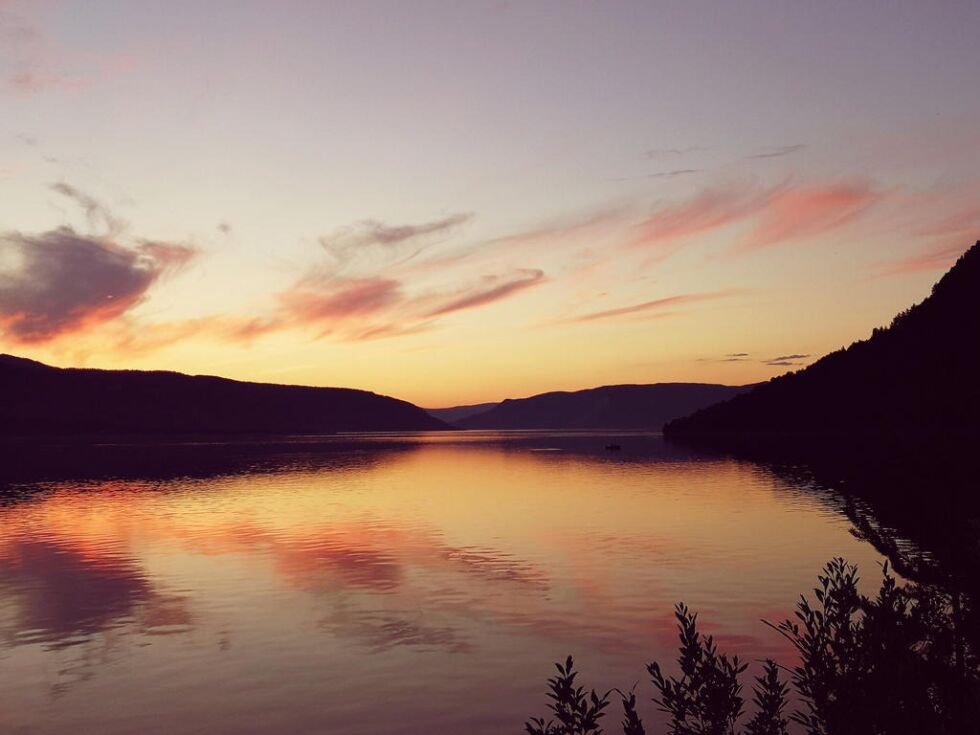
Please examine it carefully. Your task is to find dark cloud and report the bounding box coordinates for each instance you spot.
[609,169,700,182]
[747,144,807,159]
[0,226,195,343]
[648,169,699,179]
[320,213,473,264]
[50,181,123,234]
[762,353,811,367]
[698,352,750,363]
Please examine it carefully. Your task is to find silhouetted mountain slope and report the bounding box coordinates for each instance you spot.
[665,241,980,439]
[425,402,499,424]
[456,383,750,430]
[0,355,450,436]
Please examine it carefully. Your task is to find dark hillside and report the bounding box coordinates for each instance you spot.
[458,383,750,430]
[665,241,980,440]
[0,355,449,436]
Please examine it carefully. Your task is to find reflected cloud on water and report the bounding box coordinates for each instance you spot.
[0,432,900,734]
[0,535,192,648]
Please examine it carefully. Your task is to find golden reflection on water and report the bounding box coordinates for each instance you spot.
[0,433,886,734]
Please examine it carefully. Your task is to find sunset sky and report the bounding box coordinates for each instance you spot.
[2,0,979,406]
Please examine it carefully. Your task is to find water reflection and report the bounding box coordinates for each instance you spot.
[0,433,893,735]
[0,536,191,648]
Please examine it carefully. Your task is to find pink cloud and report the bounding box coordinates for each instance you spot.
[736,182,880,253]
[0,230,195,344]
[1,3,139,95]
[8,69,88,94]
[423,269,545,318]
[628,181,880,259]
[0,184,196,347]
[280,277,403,323]
[565,289,743,324]
[876,242,973,276]
[629,185,776,250]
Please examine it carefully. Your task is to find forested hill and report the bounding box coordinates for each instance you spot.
[0,355,450,436]
[665,240,980,439]
[456,383,750,430]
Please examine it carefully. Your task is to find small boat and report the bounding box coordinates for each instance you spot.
[605,443,622,451]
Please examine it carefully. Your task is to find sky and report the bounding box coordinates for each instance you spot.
[1,0,979,406]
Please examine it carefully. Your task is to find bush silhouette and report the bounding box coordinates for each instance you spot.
[524,559,978,735]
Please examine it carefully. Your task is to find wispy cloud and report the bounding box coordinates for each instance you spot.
[876,242,971,276]
[423,269,545,318]
[402,207,623,278]
[761,353,811,367]
[281,276,403,326]
[50,181,124,235]
[747,144,807,160]
[701,351,810,366]
[564,289,741,324]
[629,184,777,250]
[1,4,86,94]
[643,146,709,159]
[77,206,572,353]
[609,169,700,182]
[627,180,881,260]
[110,264,547,351]
[321,213,473,260]
[1,3,142,96]
[736,182,880,253]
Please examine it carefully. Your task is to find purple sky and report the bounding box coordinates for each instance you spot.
[2,1,979,404]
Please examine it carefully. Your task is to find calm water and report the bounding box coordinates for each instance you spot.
[0,432,891,734]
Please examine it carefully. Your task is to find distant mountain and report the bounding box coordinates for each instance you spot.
[665,240,980,440]
[0,355,450,436]
[425,402,500,424]
[455,383,751,430]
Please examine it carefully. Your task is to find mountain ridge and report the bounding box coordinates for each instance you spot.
[665,240,980,440]
[454,382,752,430]
[0,354,450,436]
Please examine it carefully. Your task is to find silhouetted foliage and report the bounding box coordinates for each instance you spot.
[525,559,979,735]
[648,603,746,735]
[743,660,788,735]
[618,690,647,735]
[769,558,979,735]
[524,656,611,735]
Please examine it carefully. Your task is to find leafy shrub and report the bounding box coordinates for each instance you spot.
[525,559,978,735]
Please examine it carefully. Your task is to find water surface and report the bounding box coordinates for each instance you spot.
[0,432,889,733]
